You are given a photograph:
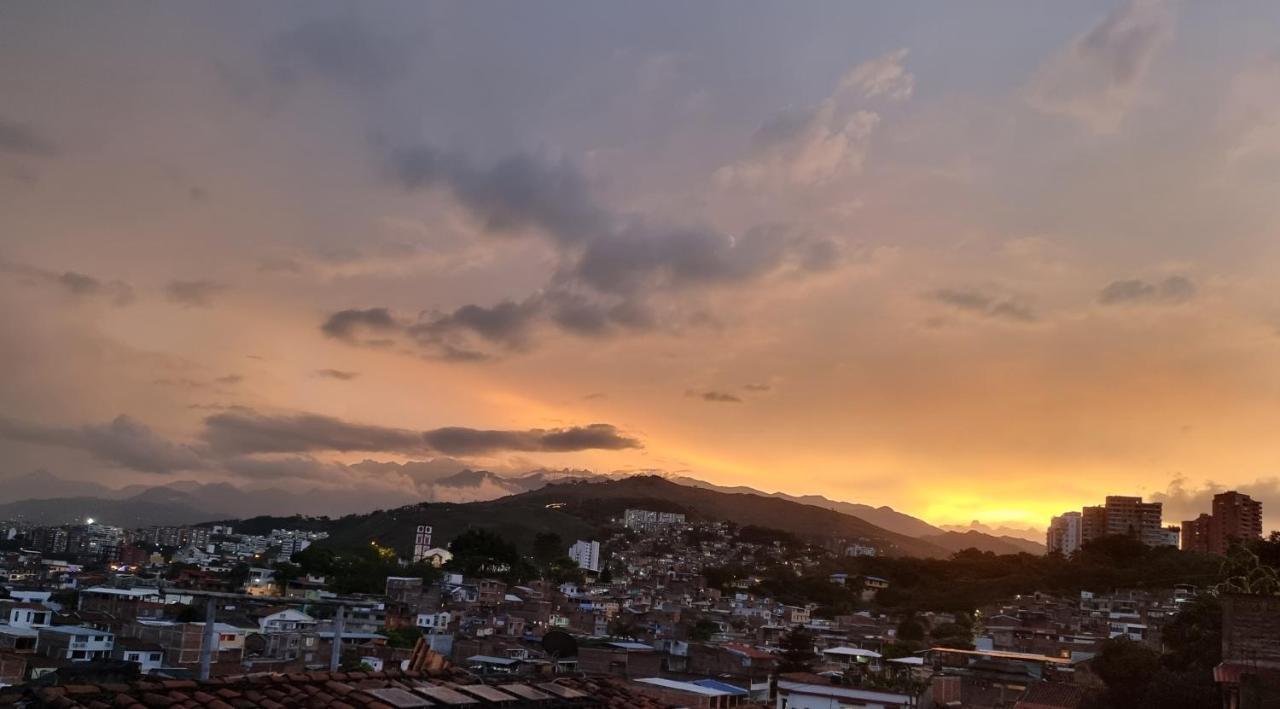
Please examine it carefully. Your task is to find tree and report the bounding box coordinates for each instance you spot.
[689,619,718,642]
[532,532,564,566]
[383,626,423,649]
[895,612,925,647]
[777,626,817,673]
[1092,638,1161,708]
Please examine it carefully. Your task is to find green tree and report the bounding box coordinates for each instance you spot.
[532,532,564,566]
[1092,638,1161,708]
[689,619,718,642]
[895,612,925,646]
[777,626,817,673]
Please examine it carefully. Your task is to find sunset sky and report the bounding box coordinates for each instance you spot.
[4,0,1280,531]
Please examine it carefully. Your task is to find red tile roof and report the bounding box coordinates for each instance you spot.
[0,668,675,708]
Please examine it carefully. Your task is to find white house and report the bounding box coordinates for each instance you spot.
[113,638,165,673]
[257,607,316,633]
[415,611,453,631]
[4,603,52,628]
[38,626,114,661]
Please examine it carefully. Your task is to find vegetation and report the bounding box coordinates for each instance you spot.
[292,544,441,594]
[777,626,818,673]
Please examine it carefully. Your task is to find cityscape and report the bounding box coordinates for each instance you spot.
[4,1,1280,708]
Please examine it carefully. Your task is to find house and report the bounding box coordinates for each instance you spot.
[37,626,114,661]
[861,576,890,601]
[3,603,52,628]
[256,607,316,633]
[416,611,452,631]
[111,637,165,674]
[775,679,914,708]
[821,646,883,672]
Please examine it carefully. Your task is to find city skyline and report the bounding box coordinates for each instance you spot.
[7,1,1280,531]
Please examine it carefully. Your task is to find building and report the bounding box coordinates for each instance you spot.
[568,540,601,572]
[37,626,114,662]
[412,524,433,564]
[623,509,686,530]
[1182,514,1212,553]
[1182,491,1264,555]
[1103,496,1164,546]
[1081,506,1107,544]
[1079,497,1164,547]
[1160,526,1180,548]
[1046,512,1082,557]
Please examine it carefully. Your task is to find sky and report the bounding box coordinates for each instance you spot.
[4,0,1280,532]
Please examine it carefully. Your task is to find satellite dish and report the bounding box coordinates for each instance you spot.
[541,630,578,658]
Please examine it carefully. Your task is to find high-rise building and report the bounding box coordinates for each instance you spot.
[1102,496,1164,547]
[568,539,601,572]
[1047,512,1082,556]
[1182,514,1213,553]
[1212,491,1263,551]
[1182,491,1262,555]
[412,524,433,564]
[1077,497,1165,547]
[1081,506,1108,544]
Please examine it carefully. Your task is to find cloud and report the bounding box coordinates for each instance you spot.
[263,15,413,93]
[422,423,641,455]
[1097,275,1196,305]
[743,383,773,392]
[407,297,544,360]
[1151,476,1280,530]
[201,410,640,458]
[165,280,227,307]
[930,288,1038,323]
[390,147,611,244]
[687,389,743,404]
[320,307,400,342]
[0,116,57,157]
[202,411,427,456]
[0,415,205,474]
[1028,0,1174,133]
[214,374,243,385]
[715,49,911,187]
[0,262,133,305]
[341,146,843,360]
[315,368,359,380]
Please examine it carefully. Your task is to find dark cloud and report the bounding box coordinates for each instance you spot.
[315,368,359,381]
[201,411,640,457]
[0,414,205,474]
[930,288,1038,323]
[1150,476,1280,530]
[354,146,843,359]
[687,389,744,403]
[0,262,133,305]
[0,116,57,157]
[202,411,426,456]
[165,280,227,307]
[263,16,413,93]
[389,147,610,243]
[408,298,543,359]
[422,423,641,455]
[320,307,400,342]
[1098,275,1197,306]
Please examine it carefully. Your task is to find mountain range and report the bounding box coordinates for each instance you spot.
[0,469,1043,555]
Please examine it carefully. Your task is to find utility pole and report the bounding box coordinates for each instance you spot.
[328,604,345,672]
[198,596,217,680]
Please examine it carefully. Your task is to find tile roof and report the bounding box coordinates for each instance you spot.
[0,668,675,708]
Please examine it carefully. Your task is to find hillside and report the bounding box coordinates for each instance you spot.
[669,475,944,537]
[920,530,1045,556]
[0,495,223,527]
